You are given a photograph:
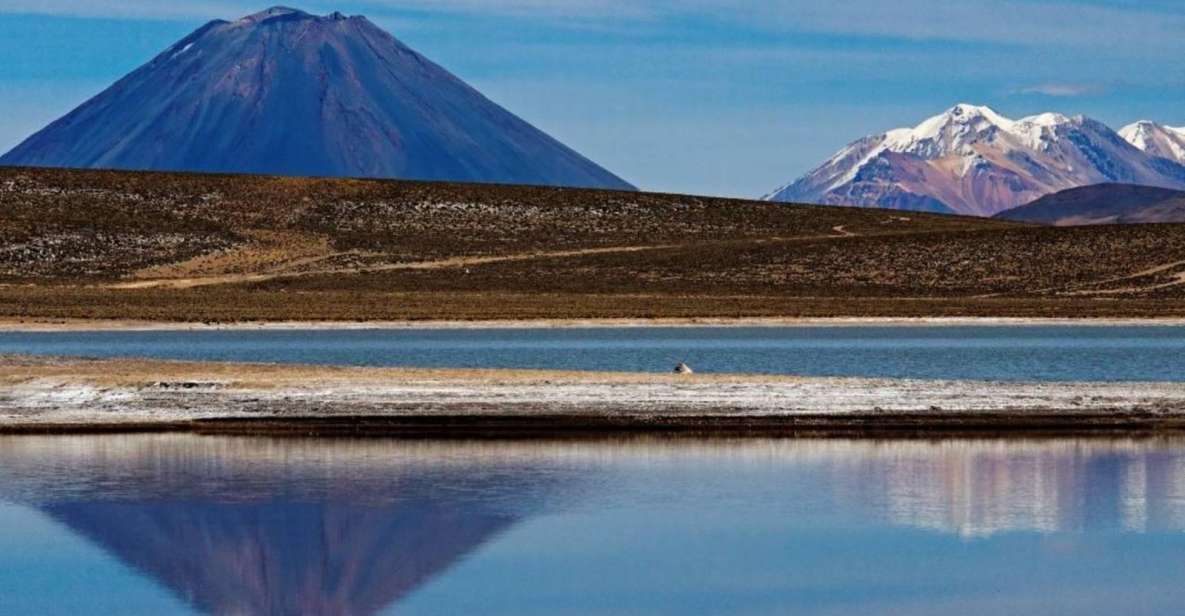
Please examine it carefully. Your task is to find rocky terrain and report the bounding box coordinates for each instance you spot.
[4,166,1185,321]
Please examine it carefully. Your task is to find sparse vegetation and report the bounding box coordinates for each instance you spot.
[3,166,1185,321]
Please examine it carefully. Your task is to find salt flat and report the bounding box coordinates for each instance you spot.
[2,356,1183,434]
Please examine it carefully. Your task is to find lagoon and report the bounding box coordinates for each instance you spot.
[1,325,1184,381]
[1,435,1184,615]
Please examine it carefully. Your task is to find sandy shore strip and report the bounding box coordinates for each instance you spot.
[5,316,1185,332]
[2,355,1185,436]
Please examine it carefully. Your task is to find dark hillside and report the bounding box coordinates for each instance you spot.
[995,184,1185,225]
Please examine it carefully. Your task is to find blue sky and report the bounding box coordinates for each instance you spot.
[1,1,1182,197]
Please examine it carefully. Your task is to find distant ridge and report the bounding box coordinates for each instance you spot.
[995,184,1185,226]
[0,6,634,190]
[766,104,1185,217]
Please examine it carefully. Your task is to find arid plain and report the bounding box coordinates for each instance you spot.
[5,167,1185,325]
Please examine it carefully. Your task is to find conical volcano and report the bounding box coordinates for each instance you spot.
[0,6,634,190]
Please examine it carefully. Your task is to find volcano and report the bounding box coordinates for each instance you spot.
[0,6,634,190]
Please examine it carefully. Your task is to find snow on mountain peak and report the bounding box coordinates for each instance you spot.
[878,104,1066,160]
[765,103,1185,217]
[1123,121,1185,139]
[1017,112,1070,127]
[1121,121,1185,164]
[950,103,1011,124]
[870,105,1087,163]
[913,104,1009,136]
[824,104,1028,193]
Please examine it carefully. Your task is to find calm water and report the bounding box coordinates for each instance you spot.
[0,436,1184,615]
[2,325,1185,381]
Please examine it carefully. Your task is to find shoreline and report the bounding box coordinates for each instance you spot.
[5,315,1185,332]
[7,413,1185,438]
[3,356,1185,437]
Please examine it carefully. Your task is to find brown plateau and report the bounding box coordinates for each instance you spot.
[4,166,1185,321]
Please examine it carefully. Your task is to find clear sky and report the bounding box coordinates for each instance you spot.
[1,1,1182,197]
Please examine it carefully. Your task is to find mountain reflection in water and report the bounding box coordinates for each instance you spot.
[0,436,1184,615]
[41,501,513,616]
[0,436,563,616]
[818,440,1185,537]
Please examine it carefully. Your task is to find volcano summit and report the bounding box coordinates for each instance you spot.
[0,7,633,190]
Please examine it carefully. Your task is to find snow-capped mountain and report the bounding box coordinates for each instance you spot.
[766,104,1185,216]
[1120,121,1185,165]
[0,7,633,191]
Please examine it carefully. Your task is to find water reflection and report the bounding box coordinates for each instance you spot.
[814,441,1185,537]
[0,436,567,616]
[0,436,1184,615]
[41,501,514,615]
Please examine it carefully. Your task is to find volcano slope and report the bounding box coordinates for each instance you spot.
[4,166,1185,322]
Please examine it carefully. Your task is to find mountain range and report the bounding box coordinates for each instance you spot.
[765,105,1185,217]
[0,7,633,191]
[3,8,1182,215]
